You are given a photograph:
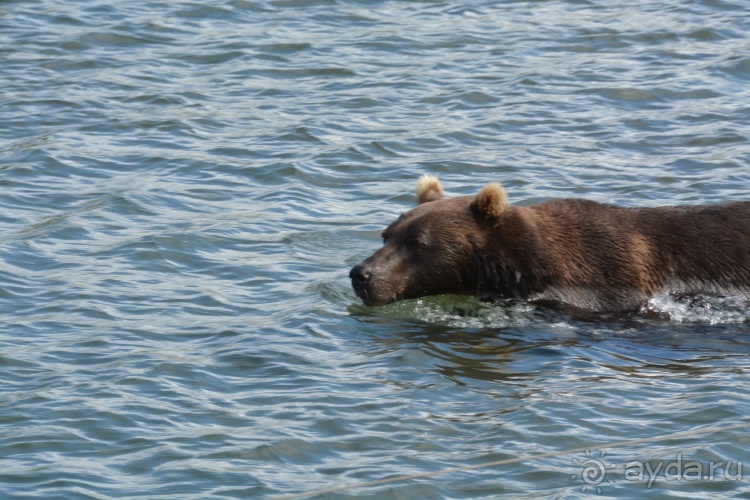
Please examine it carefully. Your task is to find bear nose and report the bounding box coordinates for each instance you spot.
[349,264,371,289]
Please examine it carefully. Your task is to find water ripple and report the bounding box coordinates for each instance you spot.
[2,0,750,498]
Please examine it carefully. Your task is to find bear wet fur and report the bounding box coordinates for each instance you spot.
[349,175,750,312]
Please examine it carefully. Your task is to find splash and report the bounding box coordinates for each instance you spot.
[362,292,750,327]
[645,293,750,325]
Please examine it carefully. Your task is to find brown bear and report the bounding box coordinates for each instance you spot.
[349,175,750,312]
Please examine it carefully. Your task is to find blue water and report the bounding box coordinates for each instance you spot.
[2,0,750,498]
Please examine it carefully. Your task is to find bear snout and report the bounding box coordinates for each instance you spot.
[349,263,372,295]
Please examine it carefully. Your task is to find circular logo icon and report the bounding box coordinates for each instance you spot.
[571,449,616,494]
[579,458,607,486]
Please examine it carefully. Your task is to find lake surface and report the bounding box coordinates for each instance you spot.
[2,0,750,498]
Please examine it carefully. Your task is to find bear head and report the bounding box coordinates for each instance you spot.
[350,175,518,306]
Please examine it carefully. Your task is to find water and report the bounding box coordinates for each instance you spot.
[2,0,750,498]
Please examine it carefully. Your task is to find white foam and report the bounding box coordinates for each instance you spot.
[645,293,750,325]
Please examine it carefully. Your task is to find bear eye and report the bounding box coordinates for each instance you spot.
[411,233,430,249]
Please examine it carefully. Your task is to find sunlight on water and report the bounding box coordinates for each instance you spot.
[2,0,750,497]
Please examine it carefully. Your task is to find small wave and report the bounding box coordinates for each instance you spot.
[356,291,750,328]
[367,295,535,329]
[645,293,750,324]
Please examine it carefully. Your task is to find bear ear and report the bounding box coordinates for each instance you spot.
[416,175,444,204]
[472,182,508,220]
